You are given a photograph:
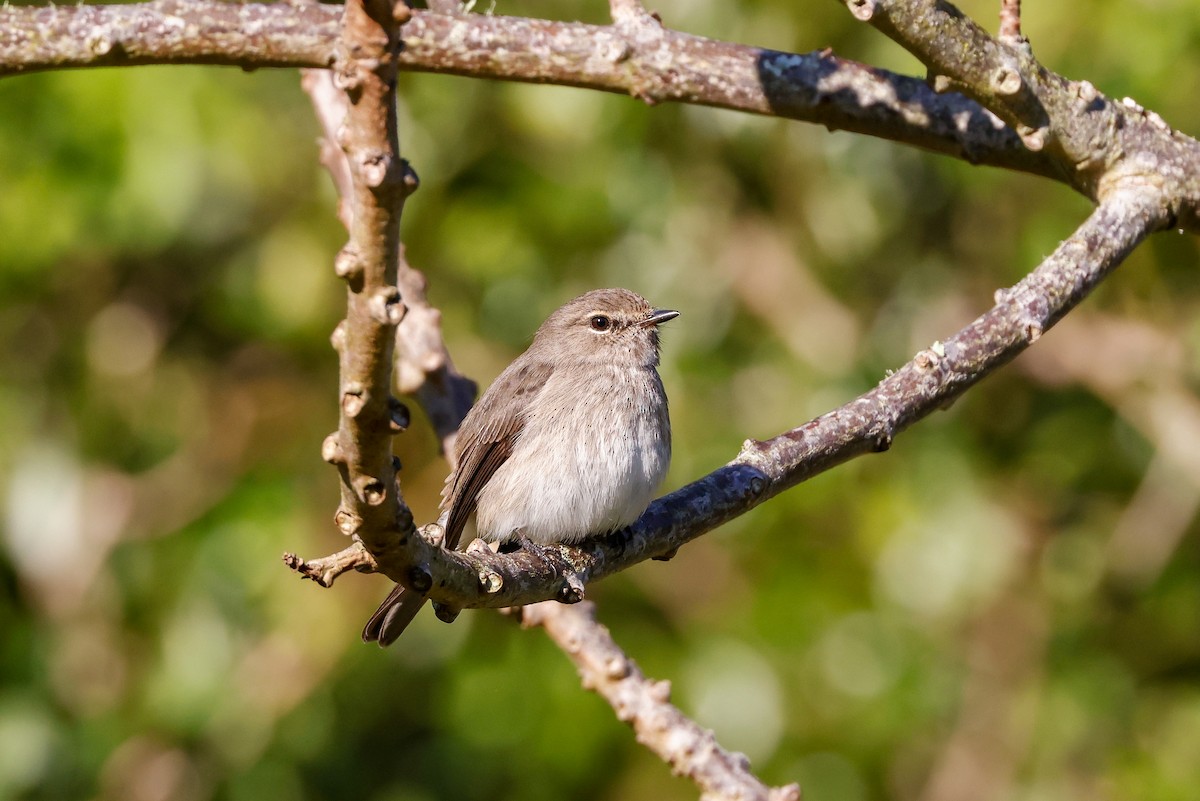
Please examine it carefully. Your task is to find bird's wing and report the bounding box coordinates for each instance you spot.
[441,359,554,550]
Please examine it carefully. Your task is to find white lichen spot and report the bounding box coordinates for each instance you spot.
[601,38,631,64]
[446,18,470,47]
[87,33,112,55]
[1146,110,1171,132]
[160,14,188,34]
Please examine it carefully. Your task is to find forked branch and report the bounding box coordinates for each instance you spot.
[293,189,1167,616]
[835,0,1200,227]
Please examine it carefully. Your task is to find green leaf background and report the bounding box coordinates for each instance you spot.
[2,2,1199,799]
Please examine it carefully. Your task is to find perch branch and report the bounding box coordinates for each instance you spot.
[8,3,1200,222]
[292,189,1168,613]
[522,601,800,801]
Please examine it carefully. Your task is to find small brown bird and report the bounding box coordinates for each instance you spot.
[363,288,677,645]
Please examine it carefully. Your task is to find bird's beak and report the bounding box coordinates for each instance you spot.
[642,309,680,327]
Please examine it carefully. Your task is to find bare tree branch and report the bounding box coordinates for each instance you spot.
[321,0,426,585]
[392,10,1041,179]
[293,188,1167,615]
[9,3,1200,224]
[303,68,477,459]
[834,0,1200,229]
[522,601,801,801]
[0,3,1053,183]
[0,0,335,73]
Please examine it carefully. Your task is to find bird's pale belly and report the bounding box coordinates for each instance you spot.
[474,367,670,544]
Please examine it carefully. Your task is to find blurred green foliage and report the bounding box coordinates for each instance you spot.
[3,1,1200,800]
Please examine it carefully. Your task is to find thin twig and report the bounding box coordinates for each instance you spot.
[998,0,1021,42]
[283,542,378,587]
[522,601,801,801]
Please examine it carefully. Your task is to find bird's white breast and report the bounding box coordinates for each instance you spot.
[474,363,670,544]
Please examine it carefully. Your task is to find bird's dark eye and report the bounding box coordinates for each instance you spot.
[590,315,611,331]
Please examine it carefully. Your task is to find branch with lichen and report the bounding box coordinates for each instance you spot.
[303,68,476,459]
[835,0,1200,228]
[522,601,800,801]
[2,0,1189,796]
[0,2,1058,187]
[317,0,433,588]
[291,188,1167,616]
[5,2,1200,224]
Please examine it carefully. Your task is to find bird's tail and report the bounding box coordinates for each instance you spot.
[361,583,428,646]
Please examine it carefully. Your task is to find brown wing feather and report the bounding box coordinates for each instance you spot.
[362,358,554,645]
[439,358,553,549]
[442,439,511,549]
